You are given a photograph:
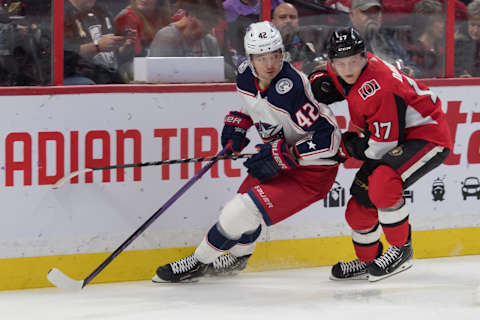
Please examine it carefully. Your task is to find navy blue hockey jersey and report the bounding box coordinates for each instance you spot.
[236,61,341,166]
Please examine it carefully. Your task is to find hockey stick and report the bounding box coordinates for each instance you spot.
[52,153,252,189]
[47,147,230,290]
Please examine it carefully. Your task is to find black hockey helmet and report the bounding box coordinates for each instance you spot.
[328,28,365,59]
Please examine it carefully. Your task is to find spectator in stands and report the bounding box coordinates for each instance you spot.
[0,0,26,85]
[271,2,319,74]
[455,0,480,77]
[148,0,235,80]
[406,0,445,78]
[348,0,418,76]
[115,0,171,57]
[64,0,136,85]
[325,0,351,13]
[149,0,223,57]
[223,0,284,22]
[326,0,467,23]
[0,0,52,85]
[222,0,284,62]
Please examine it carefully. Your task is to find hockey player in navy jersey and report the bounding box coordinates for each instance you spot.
[152,21,342,283]
[310,28,452,282]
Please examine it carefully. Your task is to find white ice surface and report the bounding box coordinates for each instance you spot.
[1,255,480,320]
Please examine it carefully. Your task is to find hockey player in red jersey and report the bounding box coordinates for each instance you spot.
[310,28,452,282]
[152,21,343,283]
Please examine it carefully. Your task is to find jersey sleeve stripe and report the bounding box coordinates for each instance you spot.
[237,87,256,98]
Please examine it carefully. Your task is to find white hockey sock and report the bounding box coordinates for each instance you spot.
[230,242,256,257]
[194,237,225,264]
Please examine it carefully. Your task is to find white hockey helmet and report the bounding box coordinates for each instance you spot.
[244,21,284,75]
[244,21,284,55]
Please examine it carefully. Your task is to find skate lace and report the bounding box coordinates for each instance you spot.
[170,254,199,274]
[213,253,238,270]
[340,259,367,274]
[374,246,401,269]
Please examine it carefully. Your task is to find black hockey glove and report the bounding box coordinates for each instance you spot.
[342,131,370,161]
[221,111,253,153]
[244,139,298,182]
[308,71,345,105]
[350,160,382,209]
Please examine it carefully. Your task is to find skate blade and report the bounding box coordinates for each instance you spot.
[152,274,199,284]
[329,274,369,281]
[368,260,413,282]
[205,271,242,278]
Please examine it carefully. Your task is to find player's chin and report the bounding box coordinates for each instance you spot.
[342,75,357,84]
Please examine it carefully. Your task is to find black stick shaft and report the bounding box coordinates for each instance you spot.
[90,153,251,171]
[52,152,252,189]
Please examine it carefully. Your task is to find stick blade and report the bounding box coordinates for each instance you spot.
[51,169,91,189]
[47,268,84,290]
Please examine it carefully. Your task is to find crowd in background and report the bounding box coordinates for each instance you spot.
[0,0,480,85]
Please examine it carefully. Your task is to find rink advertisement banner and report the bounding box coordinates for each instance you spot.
[0,86,479,259]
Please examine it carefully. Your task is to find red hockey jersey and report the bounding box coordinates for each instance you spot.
[327,52,452,160]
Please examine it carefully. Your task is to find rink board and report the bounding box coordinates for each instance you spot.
[0,82,479,290]
[1,227,480,291]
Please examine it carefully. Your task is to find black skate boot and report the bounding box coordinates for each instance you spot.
[331,259,368,280]
[330,242,383,281]
[206,253,251,276]
[367,232,413,282]
[152,254,208,283]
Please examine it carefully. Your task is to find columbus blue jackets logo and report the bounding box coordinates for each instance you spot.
[358,79,380,100]
[255,121,285,142]
[276,78,293,95]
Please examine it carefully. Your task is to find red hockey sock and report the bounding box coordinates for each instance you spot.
[382,219,410,246]
[353,242,381,262]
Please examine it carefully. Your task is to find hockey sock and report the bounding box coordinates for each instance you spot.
[352,223,382,262]
[379,201,410,246]
[230,225,262,257]
[195,223,239,263]
[353,241,382,262]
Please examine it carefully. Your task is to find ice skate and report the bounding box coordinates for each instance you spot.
[368,239,413,282]
[152,254,208,283]
[330,259,369,280]
[206,253,251,277]
[330,242,383,280]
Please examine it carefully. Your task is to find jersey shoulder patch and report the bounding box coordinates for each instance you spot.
[272,63,304,95]
[236,63,257,96]
[237,60,249,74]
[267,63,308,113]
[275,78,294,95]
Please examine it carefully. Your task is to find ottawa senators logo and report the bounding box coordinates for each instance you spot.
[358,79,380,100]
